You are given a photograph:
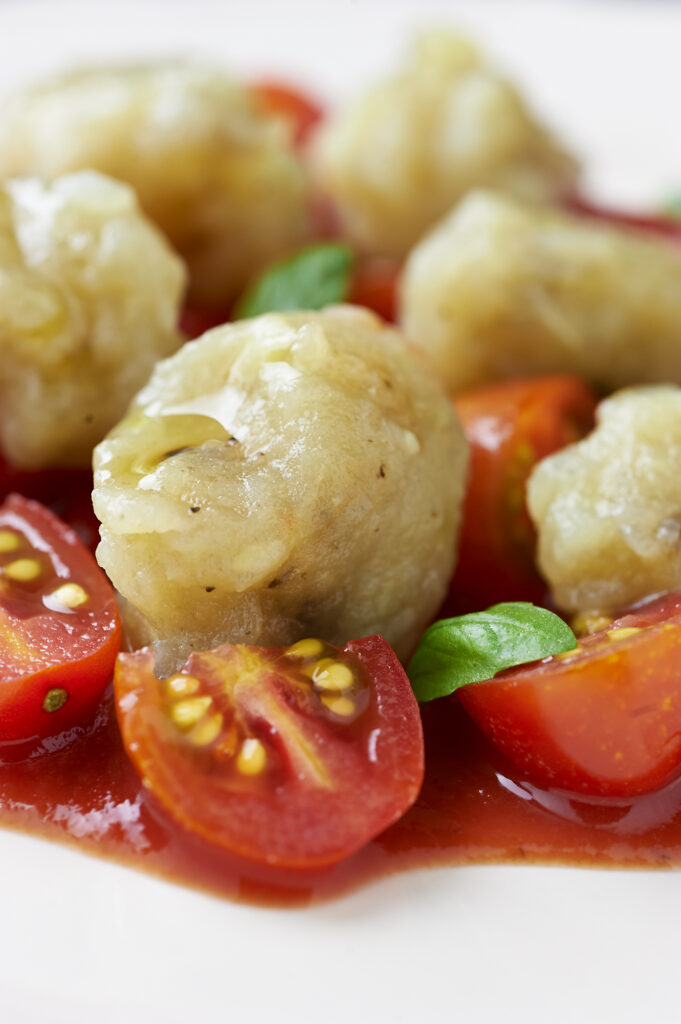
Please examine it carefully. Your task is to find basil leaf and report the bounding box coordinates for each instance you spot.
[235,243,354,319]
[407,602,577,703]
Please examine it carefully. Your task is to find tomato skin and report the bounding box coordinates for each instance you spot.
[445,375,597,615]
[0,494,121,746]
[565,196,681,242]
[250,80,324,147]
[459,592,681,798]
[115,635,424,868]
[0,457,99,553]
[349,259,400,322]
[179,304,232,340]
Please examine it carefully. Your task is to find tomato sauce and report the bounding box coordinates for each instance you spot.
[0,690,678,907]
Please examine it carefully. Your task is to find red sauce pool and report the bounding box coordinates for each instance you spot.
[0,690,679,907]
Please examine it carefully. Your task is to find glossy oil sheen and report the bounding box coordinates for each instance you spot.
[0,692,679,908]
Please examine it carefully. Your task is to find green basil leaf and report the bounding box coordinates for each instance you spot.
[235,243,354,319]
[407,602,577,703]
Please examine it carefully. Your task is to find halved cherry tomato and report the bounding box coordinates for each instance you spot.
[565,196,681,243]
[459,591,681,798]
[0,456,99,554]
[349,258,401,322]
[250,80,324,147]
[115,635,424,868]
[444,375,597,615]
[0,494,121,746]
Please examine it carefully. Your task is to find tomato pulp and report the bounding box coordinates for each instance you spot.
[0,495,121,748]
[115,636,424,868]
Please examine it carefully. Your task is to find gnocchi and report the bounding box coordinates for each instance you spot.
[93,307,467,672]
[0,172,185,469]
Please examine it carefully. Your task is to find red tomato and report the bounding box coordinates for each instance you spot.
[308,191,342,240]
[180,305,232,340]
[445,375,597,615]
[460,591,681,798]
[0,494,121,746]
[0,457,99,554]
[565,196,681,243]
[349,259,401,322]
[250,80,324,147]
[115,635,424,868]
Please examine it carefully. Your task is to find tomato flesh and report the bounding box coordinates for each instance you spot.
[0,494,121,746]
[250,80,324,147]
[179,304,232,340]
[349,259,400,322]
[0,456,99,553]
[115,634,424,868]
[459,592,681,798]
[444,375,597,614]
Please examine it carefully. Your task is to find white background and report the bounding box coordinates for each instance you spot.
[1,3,681,1022]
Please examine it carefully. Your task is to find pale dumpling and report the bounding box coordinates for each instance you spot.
[93,307,467,671]
[0,62,311,306]
[400,190,681,394]
[0,172,185,469]
[527,387,681,616]
[312,32,576,258]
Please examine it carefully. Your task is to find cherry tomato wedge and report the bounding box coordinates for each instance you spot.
[0,457,100,554]
[565,196,681,243]
[349,259,401,322]
[459,591,681,798]
[115,635,424,868]
[444,375,597,615]
[179,304,232,340]
[0,494,121,746]
[250,80,324,147]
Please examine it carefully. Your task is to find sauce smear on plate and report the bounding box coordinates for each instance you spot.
[0,692,678,907]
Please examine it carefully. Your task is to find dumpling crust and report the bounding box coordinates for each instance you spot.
[312,32,576,258]
[93,307,468,670]
[528,387,681,616]
[400,190,681,394]
[0,171,185,469]
[0,62,311,305]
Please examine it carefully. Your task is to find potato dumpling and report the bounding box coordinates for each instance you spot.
[0,172,185,469]
[401,190,681,394]
[528,387,681,617]
[0,62,311,306]
[93,307,467,671]
[312,32,576,258]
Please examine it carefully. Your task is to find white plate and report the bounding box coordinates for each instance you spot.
[1,2,681,1022]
